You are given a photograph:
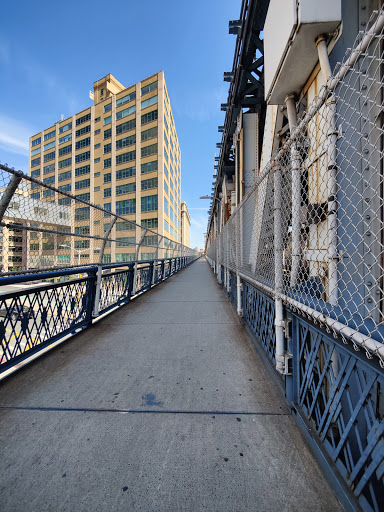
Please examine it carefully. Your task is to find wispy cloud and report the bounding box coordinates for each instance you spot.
[0,115,31,157]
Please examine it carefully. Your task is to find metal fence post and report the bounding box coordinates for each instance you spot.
[93,215,117,317]
[132,229,148,295]
[0,171,23,223]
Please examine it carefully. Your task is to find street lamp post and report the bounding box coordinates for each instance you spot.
[59,244,88,267]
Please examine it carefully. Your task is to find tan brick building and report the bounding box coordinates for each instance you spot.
[29,72,181,264]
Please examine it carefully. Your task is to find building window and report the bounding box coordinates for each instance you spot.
[116,199,136,215]
[75,206,90,220]
[95,172,100,177]
[75,137,90,150]
[116,134,136,150]
[31,192,40,200]
[95,129,101,135]
[104,173,111,183]
[76,113,91,126]
[31,157,41,168]
[164,182,169,195]
[141,126,157,142]
[75,151,90,163]
[116,182,136,195]
[116,105,136,121]
[164,197,169,216]
[43,141,56,152]
[104,158,111,169]
[104,103,112,113]
[76,193,90,201]
[103,254,111,263]
[116,166,136,180]
[141,160,158,174]
[141,194,158,212]
[75,179,90,190]
[59,144,72,156]
[141,144,157,158]
[59,133,72,145]
[141,81,158,96]
[44,130,56,141]
[59,197,71,205]
[75,125,91,137]
[116,91,136,107]
[142,218,158,229]
[95,157,101,163]
[104,188,111,198]
[43,176,55,185]
[58,157,71,169]
[141,95,158,110]
[103,203,112,216]
[116,150,136,165]
[75,164,90,177]
[44,151,55,162]
[31,169,40,178]
[141,109,158,126]
[104,143,112,154]
[43,189,54,198]
[104,128,112,139]
[75,226,90,235]
[141,177,158,190]
[43,163,55,174]
[94,186,100,192]
[58,183,71,193]
[74,240,90,249]
[116,237,135,247]
[32,137,41,147]
[58,171,71,181]
[116,220,135,231]
[31,147,41,156]
[59,122,72,134]
[95,117,101,122]
[104,116,112,125]
[116,118,136,135]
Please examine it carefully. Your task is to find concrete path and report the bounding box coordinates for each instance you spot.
[0,259,342,512]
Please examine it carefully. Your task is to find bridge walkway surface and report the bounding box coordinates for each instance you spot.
[0,258,342,511]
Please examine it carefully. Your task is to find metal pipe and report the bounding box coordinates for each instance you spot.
[0,172,23,223]
[316,36,338,306]
[285,94,301,288]
[274,163,285,373]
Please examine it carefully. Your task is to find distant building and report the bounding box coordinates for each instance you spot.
[180,202,191,248]
[0,191,71,272]
[28,72,182,264]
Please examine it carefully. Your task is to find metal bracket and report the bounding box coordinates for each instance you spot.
[283,318,292,339]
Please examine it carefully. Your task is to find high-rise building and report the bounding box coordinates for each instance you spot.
[28,72,181,264]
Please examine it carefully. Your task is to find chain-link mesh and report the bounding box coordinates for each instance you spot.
[207,10,384,363]
[0,164,197,275]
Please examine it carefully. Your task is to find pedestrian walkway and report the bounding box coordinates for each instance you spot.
[0,258,342,511]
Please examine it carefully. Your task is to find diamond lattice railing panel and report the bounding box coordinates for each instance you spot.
[0,278,92,368]
[296,316,384,512]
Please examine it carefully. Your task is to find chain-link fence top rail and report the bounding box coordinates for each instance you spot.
[207,9,384,364]
[0,164,198,276]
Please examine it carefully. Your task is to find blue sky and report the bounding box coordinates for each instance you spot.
[0,0,239,250]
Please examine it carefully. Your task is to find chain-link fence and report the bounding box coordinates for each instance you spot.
[207,9,384,365]
[0,163,198,275]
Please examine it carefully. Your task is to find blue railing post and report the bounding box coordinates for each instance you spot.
[86,267,98,327]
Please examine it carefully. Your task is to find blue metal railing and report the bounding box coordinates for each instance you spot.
[0,256,198,375]
[217,270,384,512]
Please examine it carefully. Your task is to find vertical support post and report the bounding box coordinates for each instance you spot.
[274,163,286,374]
[153,235,164,285]
[285,94,301,288]
[236,274,243,317]
[93,215,117,317]
[132,228,148,296]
